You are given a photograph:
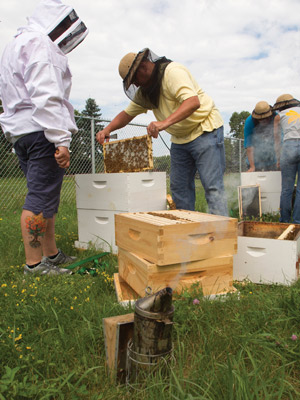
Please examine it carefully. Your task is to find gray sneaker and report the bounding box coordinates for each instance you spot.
[24,259,73,276]
[42,249,76,265]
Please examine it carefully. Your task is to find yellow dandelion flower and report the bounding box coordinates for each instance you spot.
[70,306,74,310]
[1,284,7,288]
[15,334,22,342]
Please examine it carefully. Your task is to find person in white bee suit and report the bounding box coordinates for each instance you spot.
[0,0,88,275]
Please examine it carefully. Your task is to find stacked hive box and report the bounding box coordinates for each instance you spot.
[240,171,281,214]
[115,210,238,297]
[75,172,167,253]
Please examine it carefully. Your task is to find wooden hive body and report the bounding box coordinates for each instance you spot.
[118,248,233,297]
[115,210,238,266]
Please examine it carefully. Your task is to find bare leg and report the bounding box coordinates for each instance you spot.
[21,210,48,265]
[42,215,59,257]
[21,211,59,265]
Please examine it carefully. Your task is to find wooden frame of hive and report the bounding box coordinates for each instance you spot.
[103,135,153,173]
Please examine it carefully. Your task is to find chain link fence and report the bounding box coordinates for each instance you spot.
[0,116,247,210]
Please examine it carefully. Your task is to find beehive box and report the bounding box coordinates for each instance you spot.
[75,172,166,212]
[260,192,281,214]
[115,210,238,265]
[118,248,233,297]
[240,171,281,214]
[75,209,119,252]
[103,135,153,173]
[233,221,300,285]
[75,172,167,253]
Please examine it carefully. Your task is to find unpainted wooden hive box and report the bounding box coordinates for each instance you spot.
[115,210,238,266]
[118,247,234,297]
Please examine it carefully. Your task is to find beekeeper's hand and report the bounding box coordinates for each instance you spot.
[147,121,163,138]
[96,129,110,145]
[55,146,70,169]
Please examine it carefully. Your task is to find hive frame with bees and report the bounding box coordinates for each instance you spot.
[103,135,153,173]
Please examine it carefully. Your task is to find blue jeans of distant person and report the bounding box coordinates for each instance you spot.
[170,126,228,215]
[280,139,300,224]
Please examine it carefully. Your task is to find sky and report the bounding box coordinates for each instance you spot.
[1,0,300,134]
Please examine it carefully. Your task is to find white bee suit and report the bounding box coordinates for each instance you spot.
[0,0,88,147]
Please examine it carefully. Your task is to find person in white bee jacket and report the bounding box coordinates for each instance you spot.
[0,0,88,275]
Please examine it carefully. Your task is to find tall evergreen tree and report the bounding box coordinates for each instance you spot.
[82,98,102,119]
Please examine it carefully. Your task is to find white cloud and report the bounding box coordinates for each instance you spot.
[1,0,300,133]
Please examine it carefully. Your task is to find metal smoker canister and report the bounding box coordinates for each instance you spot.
[126,287,174,384]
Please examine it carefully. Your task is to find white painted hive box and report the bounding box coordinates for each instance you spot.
[75,172,166,212]
[233,221,300,285]
[75,209,120,253]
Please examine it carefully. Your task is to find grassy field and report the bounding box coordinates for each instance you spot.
[0,178,299,399]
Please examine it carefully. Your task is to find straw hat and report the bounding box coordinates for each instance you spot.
[252,101,272,120]
[273,94,299,110]
[118,48,149,90]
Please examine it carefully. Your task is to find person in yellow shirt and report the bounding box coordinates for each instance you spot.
[96,48,228,215]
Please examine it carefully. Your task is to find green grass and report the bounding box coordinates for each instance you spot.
[1,180,300,399]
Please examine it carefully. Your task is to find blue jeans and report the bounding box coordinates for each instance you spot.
[280,139,300,223]
[170,126,228,215]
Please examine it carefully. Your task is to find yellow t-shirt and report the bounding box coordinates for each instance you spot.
[124,62,223,144]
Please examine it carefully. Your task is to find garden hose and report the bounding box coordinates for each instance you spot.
[66,252,111,276]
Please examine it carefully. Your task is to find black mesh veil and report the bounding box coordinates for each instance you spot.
[123,48,172,109]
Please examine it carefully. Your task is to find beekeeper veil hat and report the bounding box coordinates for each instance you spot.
[26,0,89,54]
[118,48,172,109]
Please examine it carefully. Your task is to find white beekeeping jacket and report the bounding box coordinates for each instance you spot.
[0,0,88,147]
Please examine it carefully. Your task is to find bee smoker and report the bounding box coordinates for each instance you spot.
[126,287,175,385]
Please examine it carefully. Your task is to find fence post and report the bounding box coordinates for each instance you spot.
[91,118,95,174]
[239,139,242,174]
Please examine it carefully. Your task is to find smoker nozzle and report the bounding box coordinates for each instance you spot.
[136,287,173,314]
